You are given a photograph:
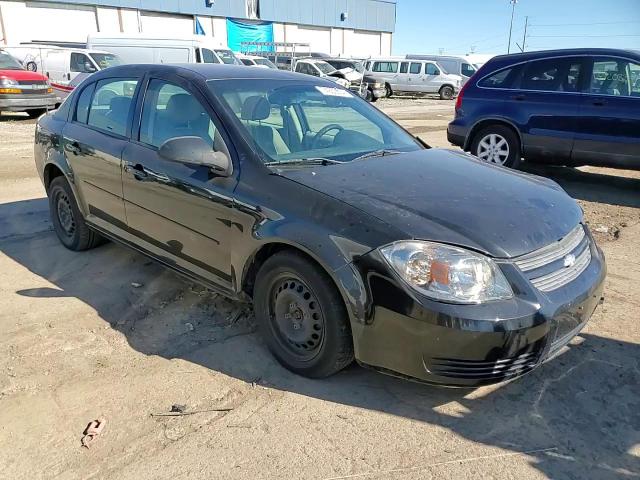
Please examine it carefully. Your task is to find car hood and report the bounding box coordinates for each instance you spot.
[0,69,48,81]
[277,149,583,258]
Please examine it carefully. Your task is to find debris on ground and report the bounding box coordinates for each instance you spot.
[594,225,609,233]
[131,282,143,288]
[151,405,234,417]
[184,322,194,332]
[81,418,106,449]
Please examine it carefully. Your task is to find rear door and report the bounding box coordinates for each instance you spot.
[121,75,238,290]
[62,76,140,227]
[509,56,585,162]
[573,56,640,168]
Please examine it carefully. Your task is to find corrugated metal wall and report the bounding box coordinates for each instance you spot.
[19,0,396,32]
[259,0,395,33]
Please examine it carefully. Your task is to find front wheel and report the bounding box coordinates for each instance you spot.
[254,251,354,378]
[439,85,454,100]
[48,176,104,251]
[470,125,521,168]
[385,84,393,98]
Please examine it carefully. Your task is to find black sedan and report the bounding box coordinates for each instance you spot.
[34,64,606,386]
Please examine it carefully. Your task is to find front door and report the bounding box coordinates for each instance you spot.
[405,62,423,93]
[420,62,442,93]
[573,56,640,168]
[62,77,140,227]
[121,76,238,290]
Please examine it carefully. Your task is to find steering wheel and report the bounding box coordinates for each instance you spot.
[311,124,344,148]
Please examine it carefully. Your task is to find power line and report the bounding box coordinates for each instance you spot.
[529,34,640,38]
[531,20,640,27]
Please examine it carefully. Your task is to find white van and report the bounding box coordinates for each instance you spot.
[5,45,121,103]
[364,57,462,100]
[406,55,478,85]
[87,33,240,66]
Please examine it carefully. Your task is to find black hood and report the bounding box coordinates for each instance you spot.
[278,149,583,258]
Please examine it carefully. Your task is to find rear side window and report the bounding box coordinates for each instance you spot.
[410,63,422,74]
[86,78,138,136]
[478,67,514,88]
[373,62,398,73]
[521,58,584,92]
[400,62,408,74]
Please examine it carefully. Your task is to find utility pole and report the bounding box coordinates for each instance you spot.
[507,0,518,54]
[521,16,528,52]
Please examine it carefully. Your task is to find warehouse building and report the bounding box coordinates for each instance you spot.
[0,0,395,57]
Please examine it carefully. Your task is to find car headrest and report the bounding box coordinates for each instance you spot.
[166,93,204,124]
[241,95,270,121]
[109,96,131,115]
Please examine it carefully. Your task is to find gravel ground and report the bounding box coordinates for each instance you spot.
[0,103,638,480]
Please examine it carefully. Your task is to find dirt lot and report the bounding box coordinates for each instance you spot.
[0,101,638,480]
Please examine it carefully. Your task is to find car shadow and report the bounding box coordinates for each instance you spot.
[1,197,638,479]
[0,112,34,122]
[521,163,640,209]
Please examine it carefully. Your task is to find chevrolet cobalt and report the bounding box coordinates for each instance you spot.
[35,65,606,386]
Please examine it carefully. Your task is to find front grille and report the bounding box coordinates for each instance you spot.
[14,80,50,95]
[428,351,539,380]
[514,224,591,292]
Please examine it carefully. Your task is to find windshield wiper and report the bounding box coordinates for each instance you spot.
[353,149,402,162]
[264,158,342,167]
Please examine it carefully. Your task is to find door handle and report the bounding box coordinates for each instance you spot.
[67,141,81,155]
[124,163,149,181]
[510,94,526,101]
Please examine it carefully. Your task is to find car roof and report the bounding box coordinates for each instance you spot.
[489,48,639,63]
[86,63,329,83]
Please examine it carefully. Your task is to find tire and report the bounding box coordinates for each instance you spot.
[384,83,393,98]
[26,61,38,72]
[470,125,521,168]
[27,108,47,118]
[48,176,104,251]
[254,251,354,378]
[364,88,373,102]
[439,85,454,100]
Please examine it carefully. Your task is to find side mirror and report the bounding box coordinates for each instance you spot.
[158,136,231,176]
[84,62,97,73]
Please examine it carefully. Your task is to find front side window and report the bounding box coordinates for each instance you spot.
[215,49,238,65]
[84,78,138,135]
[211,79,421,164]
[70,53,95,73]
[410,63,422,75]
[241,58,253,66]
[400,62,409,74]
[591,57,640,97]
[202,48,220,64]
[461,63,476,77]
[89,53,121,69]
[425,63,440,75]
[315,61,336,75]
[139,79,223,151]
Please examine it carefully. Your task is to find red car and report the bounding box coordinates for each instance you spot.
[0,50,57,117]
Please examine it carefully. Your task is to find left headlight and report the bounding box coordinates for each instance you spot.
[380,241,513,304]
[0,78,19,86]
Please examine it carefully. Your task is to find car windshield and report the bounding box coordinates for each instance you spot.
[89,53,121,69]
[254,58,277,69]
[209,79,421,164]
[215,49,239,65]
[0,51,24,70]
[314,61,337,75]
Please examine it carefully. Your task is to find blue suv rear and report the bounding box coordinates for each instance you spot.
[448,48,640,170]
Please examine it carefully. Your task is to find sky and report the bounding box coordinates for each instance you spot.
[392,0,640,56]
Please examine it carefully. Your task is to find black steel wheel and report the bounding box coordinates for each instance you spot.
[48,176,104,251]
[439,85,454,100]
[254,251,354,378]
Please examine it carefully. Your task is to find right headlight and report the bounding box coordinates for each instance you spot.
[380,241,513,304]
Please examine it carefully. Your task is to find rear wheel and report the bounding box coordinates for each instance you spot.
[48,176,104,251]
[254,251,354,378]
[439,85,454,100]
[470,125,521,168]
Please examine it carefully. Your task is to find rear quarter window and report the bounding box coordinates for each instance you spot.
[478,67,516,88]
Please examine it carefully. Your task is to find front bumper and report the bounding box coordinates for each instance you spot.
[352,239,606,387]
[0,93,57,111]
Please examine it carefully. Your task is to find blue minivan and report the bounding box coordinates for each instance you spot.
[447,48,640,169]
